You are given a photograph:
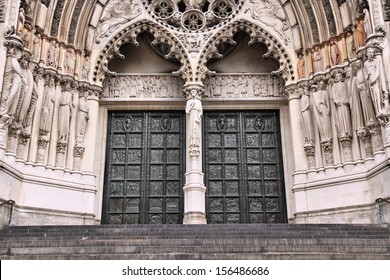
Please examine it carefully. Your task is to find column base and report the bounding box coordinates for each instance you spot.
[183,211,207,224]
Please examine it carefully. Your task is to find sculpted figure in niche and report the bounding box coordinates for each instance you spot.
[297,54,305,79]
[300,85,314,143]
[58,82,74,142]
[64,48,76,74]
[0,49,23,121]
[363,8,373,37]
[346,30,356,60]
[47,40,57,67]
[351,60,376,128]
[15,55,34,127]
[76,92,89,146]
[312,46,323,73]
[364,47,387,115]
[16,8,25,35]
[330,40,340,66]
[81,56,91,80]
[32,33,41,61]
[185,89,202,148]
[330,72,352,138]
[96,0,141,43]
[356,19,366,47]
[40,77,56,135]
[311,80,332,142]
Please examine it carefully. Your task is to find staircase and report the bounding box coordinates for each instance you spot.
[0,224,389,260]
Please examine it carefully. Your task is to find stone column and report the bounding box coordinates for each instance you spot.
[357,128,374,158]
[285,84,308,172]
[285,84,309,213]
[183,85,206,224]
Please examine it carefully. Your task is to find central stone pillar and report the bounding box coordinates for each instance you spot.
[183,85,207,224]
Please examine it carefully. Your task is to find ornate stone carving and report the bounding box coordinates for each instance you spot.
[16,132,30,159]
[246,0,290,44]
[37,138,49,163]
[367,122,384,152]
[339,135,353,162]
[357,128,373,157]
[304,143,316,170]
[73,146,85,171]
[356,19,366,47]
[95,0,142,43]
[321,140,334,166]
[103,75,183,99]
[186,89,202,158]
[56,141,68,167]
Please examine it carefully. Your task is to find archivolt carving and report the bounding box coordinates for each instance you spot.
[199,21,294,83]
[93,22,189,85]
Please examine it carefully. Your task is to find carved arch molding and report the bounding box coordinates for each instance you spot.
[93,0,295,89]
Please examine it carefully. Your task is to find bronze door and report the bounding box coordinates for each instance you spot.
[204,111,287,223]
[103,112,185,224]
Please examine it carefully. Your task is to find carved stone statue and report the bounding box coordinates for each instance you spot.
[186,89,203,149]
[32,33,41,61]
[312,46,323,73]
[364,47,386,115]
[351,60,376,127]
[58,82,73,142]
[40,77,56,135]
[15,55,34,128]
[312,80,332,142]
[0,49,23,121]
[356,19,366,47]
[47,40,57,67]
[330,40,340,66]
[346,30,356,60]
[363,8,373,37]
[16,8,25,35]
[76,92,89,146]
[64,48,76,74]
[330,72,352,138]
[96,0,141,43]
[81,56,91,80]
[297,54,305,79]
[300,85,314,143]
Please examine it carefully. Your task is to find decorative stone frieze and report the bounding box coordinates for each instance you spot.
[103,74,183,99]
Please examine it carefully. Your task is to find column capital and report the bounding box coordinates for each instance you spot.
[284,83,300,100]
[183,83,204,100]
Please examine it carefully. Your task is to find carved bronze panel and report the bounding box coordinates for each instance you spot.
[103,112,185,224]
[204,111,287,224]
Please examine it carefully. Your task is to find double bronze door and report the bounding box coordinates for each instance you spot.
[103,112,185,224]
[204,111,286,223]
[103,111,286,224]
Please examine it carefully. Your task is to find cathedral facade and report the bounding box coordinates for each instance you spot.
[0,0,389,226]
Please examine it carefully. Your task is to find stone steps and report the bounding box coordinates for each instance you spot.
[0,224,389,260]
